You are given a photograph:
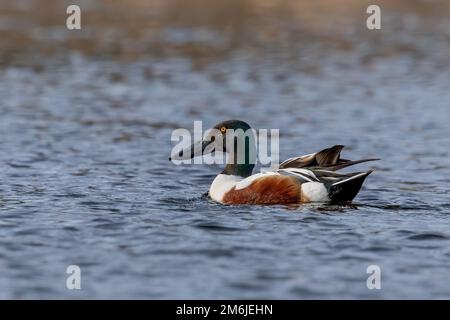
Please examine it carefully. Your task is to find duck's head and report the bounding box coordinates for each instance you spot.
[171,120,256,177]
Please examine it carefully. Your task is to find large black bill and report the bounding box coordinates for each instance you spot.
[169,139,214,161]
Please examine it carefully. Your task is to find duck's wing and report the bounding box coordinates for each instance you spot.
[279,145,379,171]
[277,168,321,183]
[279,168,374,202]
[278,167,365,184]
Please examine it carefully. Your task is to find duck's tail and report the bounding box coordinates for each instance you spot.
[279,145,379,171]
[327,170,373,202]
[314,145,379,170]
[322,158,379,171]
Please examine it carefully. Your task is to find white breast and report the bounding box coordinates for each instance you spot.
[209,174,242,202]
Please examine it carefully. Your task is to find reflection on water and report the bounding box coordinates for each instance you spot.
[0,0,450,299]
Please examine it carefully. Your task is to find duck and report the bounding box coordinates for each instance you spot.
[170,120,378,205]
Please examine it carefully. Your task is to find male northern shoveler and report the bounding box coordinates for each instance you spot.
[170,120,378,205]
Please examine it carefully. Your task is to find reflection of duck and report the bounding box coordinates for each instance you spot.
[171,120,378,205]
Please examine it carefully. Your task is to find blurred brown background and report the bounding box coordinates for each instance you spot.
[1,0,449,67]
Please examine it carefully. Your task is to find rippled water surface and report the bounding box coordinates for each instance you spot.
[0,0,450,299]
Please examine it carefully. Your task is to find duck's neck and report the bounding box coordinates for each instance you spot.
[222,163,254,178]
[221,138,255,178]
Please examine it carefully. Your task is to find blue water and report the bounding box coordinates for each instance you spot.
[0,2,450,298]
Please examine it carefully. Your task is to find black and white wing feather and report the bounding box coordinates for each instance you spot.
[279,145,379,171]
[277,168,320,183]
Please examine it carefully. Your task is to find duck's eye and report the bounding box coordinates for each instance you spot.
[220,127,226,133]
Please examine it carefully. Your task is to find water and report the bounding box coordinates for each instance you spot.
[0,0,450,299]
